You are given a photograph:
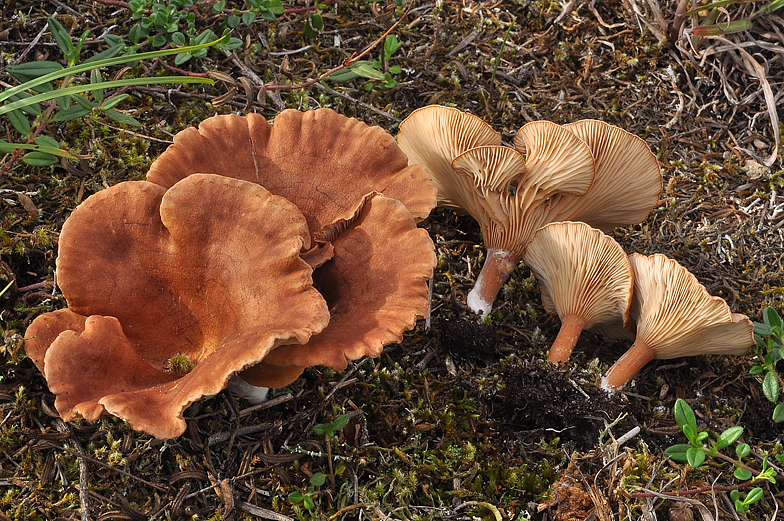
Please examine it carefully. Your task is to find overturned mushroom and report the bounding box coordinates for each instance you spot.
[539,119,662,232]
[398,106,662,319]
[522,222,633,363]
[144,108,437,387]
[398,106,594,318]
[25,174,330,438]
[601,253,754,391]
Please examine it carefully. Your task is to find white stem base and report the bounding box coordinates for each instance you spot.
[227,375,270,404]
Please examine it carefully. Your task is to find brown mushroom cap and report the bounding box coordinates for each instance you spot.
[146,108,437,233]
[143,110,437,387]
[522,222,633,363]
[551,119,662,231]
[602,253,754,391]
[396,104,502,209]
[25,173,329,438]
[240,194,436,387]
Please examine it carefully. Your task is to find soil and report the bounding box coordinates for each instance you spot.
[1,0,784,520]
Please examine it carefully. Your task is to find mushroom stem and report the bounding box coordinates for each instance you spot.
[467,248,519,319]
[547,314,588,363]
[601,339,657,391]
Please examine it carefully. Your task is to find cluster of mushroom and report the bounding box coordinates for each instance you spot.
[397,105,754,390]
[397,105,663,319]
[523,222,755,391]
[25,109,438,439]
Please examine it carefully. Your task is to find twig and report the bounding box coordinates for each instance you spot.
[16,280,54,292]
[631,478,771,498]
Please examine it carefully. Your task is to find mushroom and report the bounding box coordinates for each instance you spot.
[601,253,755,391]
[522,221,633,363]
[398,106,662,318]
[544,119,663,231]
[395,104,502,209]
[25,173,330,438]
[240,194,436,387]
[398,107,595,318]
[144,109,437,387]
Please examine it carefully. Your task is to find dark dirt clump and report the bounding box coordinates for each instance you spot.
[489,360,627,451]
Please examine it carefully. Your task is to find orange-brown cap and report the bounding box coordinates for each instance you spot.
[25,173,329,438]
[147,108,437,231]
[240,194,436,387]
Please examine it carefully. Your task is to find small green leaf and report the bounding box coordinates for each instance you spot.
[101,93,129,110]
[172,31,186,46]
[213,0,226,12]
[7,109,30,134]
[686,447,706,468]
[242,11,257,25]
[105,109,141,127]
[734,467,753,480]
[311,12,324,31]
[716,426,743,449]
[266,0,284,15]
[664,444,691,461]
[129,23,147,44]
[389,65,402,74]
[48,17,74,55]
[174,52,192,65]
[34,136,60,148]
[302,495,315,510]
[152,34,167,47]
[350,61,386,81]
[5,61,64,84]
[310,472,326,487]
[288,491,303,503]
[764,306,782,330]
[331,414,349,432]
[23,151,59,166]
[52,105,91,122]
[227,14,241,29]
[313,424,326,436]
[736,442,751,458]
[328,69,360,82]
[745,487,764,505]
[90,69,104,103]
[749,365,764,375]
[773,402,784,423]
[73,93,98,110]
[763,370,780,402]
[674,398,697,434]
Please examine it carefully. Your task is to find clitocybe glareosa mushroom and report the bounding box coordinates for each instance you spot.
[398,106,595,318]
[397,105,662,319]
[25,174,330,439]
[522,221,633,363]
[601,253,755,391]
[144,108,437,387]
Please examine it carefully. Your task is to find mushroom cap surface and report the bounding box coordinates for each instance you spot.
[396,104,502,209]
[144,109,437,386]
[553,119,662,231]
[242,194,436,387]
[25,174,329,438]
[146,108,437,231]
[522,221,633,331]
[628,253,754,359]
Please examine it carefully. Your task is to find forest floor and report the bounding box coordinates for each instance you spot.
[1,0,783,520]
